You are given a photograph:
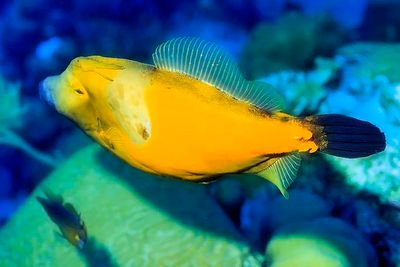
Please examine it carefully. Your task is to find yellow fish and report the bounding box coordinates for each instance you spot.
[39,37,385,198]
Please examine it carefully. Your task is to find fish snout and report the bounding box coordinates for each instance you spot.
[39,76,57,108]
[76,239,85,249]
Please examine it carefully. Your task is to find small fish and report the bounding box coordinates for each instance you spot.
[39,37,386,198]
[37,191,87,249]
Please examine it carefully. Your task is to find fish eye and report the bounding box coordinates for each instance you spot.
[74,89,84,95]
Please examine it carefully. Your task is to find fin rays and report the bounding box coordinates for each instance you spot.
[152,37,284,112]
[257,153,301,198]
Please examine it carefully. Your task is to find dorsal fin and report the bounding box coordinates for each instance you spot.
[152,37,284,112]
[63,203,78,216]
[43,188,64,204]
[257,153,301,198]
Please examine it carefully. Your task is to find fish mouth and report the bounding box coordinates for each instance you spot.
[76,239,85,249]
[39,76,56,108]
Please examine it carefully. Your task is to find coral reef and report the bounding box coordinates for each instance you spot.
[292,0,368,29]
[0,76,57,167]
[0,1,399,265]
[327,145,400,204]
[337,43,400,82]
[238,180,400,266]
[239,13,344,79]
[360,1,400,41]
[261,57,338,114]
[259,42,400,205]
[320,43,400,205]
[253,42,400,265]
[1,144,393,266]
[0,76,24,130]
[0,145,258,266]
[265,218,377,267]
[240,189,331,247]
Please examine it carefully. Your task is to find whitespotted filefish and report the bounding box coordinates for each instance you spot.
[39,37,386,198]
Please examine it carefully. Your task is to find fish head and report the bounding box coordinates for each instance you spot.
[40,55,153,152]
[74,222,88,249]
[39,56,133,133]
[61,222,87,249]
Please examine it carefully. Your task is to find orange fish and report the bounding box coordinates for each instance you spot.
[39,37,385,197]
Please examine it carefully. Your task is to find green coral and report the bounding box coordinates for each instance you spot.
[0,144,383,266]
[380,79,400,125]
[240,13,344,79]
[0,77,25,129]
[264,190,331,231]
[337,43,400,82]
[327,145,400,203]
[261,42,400,205]
[262,57,338,115]
[0,76,58,167]
[0,145,259,267]
[319,43,400,204]
[265,218,377,267]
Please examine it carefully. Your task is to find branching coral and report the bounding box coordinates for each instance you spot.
[0,76,58,167]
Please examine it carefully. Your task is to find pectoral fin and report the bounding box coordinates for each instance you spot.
[256,153,301,198]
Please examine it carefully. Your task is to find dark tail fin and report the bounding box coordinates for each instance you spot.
[309,114,386,158]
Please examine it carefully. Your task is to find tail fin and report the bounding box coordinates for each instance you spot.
[309,114,386,158]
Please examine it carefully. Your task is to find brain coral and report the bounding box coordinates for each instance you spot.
[265,217,377,267]
[0,145,258,267]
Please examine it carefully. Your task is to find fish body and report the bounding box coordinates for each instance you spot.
[140,70,321,178]
[37,191,87,248]
[40,38,385,197]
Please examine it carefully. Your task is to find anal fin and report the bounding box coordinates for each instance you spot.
[256,153,301,198]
